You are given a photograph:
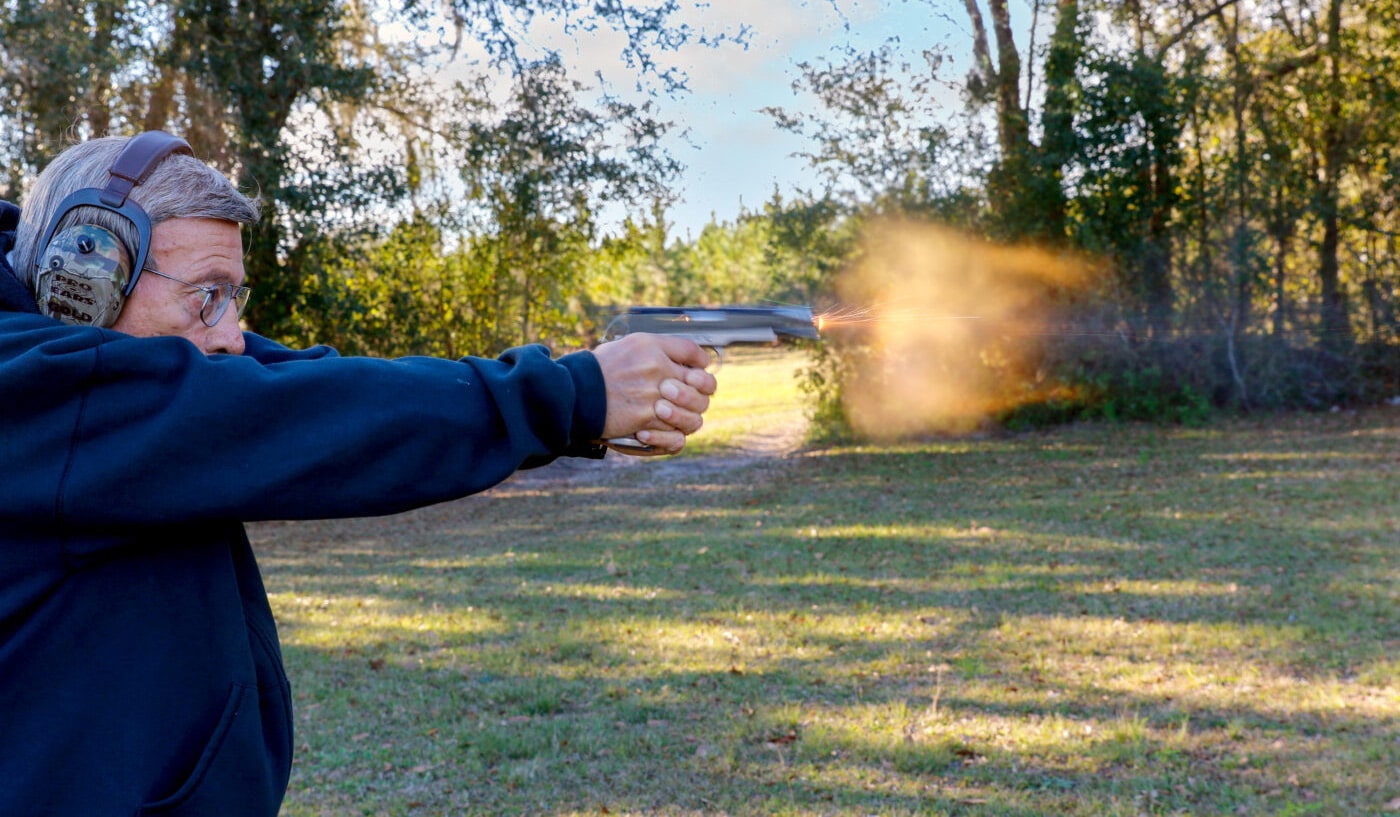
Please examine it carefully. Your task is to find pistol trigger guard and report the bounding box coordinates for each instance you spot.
[705,345,723,371]
[602,436,655,454]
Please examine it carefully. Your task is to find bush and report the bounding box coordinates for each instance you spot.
[798,339,856,444]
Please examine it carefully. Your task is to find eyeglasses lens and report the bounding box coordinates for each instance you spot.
[199,284,251,328]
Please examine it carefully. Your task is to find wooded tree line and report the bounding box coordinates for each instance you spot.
[773,0,1400,424]
[951,0,1400,416]
[2,0,1398,430]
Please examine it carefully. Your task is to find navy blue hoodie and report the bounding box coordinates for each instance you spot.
[0,201,608,815]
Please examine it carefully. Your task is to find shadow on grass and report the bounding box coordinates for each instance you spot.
[278,635,1392,816]
[258,411,1399,815]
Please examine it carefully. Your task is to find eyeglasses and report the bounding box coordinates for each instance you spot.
[141,267,252,327]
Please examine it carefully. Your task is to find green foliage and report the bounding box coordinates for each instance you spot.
[763,42,971,220]
[0,0,712,348]
[6,0,1400,424]
[285,218,499,358]
[283,214,599,358]
[768,0,1400,437]
[672,218,775,305]
[797,338,856,444]
[1076,365,1211,426]
[445,57,677,349]
[582,194,854,348]
[1071,48,1183,333]
[760,193,855,304]
[0,0,151,192]
[583,207,676,310]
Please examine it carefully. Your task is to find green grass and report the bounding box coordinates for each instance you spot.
[681,345,809,455]
[253,351,1399,815]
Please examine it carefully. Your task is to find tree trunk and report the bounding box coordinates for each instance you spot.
[1230,7,1253,340]
[1270,184,1292,339]
[1144,152,1174,336]
[964,0,1039,238]
[1038,0,1080,244]
[989,0,1028,160]
[1317,0,1353,352]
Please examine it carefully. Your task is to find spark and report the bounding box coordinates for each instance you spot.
[813,305,1142,339]
[814,304,983,330]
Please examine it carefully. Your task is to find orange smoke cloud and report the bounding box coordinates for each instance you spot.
[831,219,1092,438]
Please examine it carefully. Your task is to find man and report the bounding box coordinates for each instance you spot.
[0,133,716,815]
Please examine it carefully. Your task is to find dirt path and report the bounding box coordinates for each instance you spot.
[494,413,810,491]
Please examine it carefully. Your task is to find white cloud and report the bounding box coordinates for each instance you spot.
[443,0,884,97]
[397,0,964,232]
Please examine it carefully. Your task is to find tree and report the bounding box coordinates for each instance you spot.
[764,43,964,218]
[457,57,679,348]
[962,0,1086,242]
[1073,40,1186,337]
[0,0,727,343]
[0,0,155,193]
[584,202,678,312]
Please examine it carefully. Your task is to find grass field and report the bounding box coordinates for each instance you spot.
[252,349,1399,816]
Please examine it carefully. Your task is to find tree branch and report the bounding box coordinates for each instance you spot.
[1154,0,1246,59]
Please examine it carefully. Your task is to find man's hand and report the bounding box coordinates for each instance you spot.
[592,333,718,456]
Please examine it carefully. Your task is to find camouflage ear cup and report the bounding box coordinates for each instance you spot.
[34,224,131,327]
[30,131,193,328]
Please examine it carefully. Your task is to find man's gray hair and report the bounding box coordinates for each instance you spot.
[8,135,261,289]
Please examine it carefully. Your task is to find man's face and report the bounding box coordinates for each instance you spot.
[110,217,247,355]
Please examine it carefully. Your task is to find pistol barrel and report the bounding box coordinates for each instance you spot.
[604,306,820,342]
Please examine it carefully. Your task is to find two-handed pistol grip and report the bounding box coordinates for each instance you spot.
[598,306,819,454]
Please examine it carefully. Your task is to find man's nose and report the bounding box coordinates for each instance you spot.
[205,305,246,355]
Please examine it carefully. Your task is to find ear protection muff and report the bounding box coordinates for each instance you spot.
[34,131,193,327]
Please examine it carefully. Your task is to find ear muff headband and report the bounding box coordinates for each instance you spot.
[35,131,194,300]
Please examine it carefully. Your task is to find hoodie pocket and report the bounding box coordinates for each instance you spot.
[139,683,284,816]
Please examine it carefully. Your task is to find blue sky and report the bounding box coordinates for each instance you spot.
[622,0,968,236]
[641,0,963,236]
[438,0,979,237]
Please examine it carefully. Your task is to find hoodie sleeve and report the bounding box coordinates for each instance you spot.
[0,315,607,533]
